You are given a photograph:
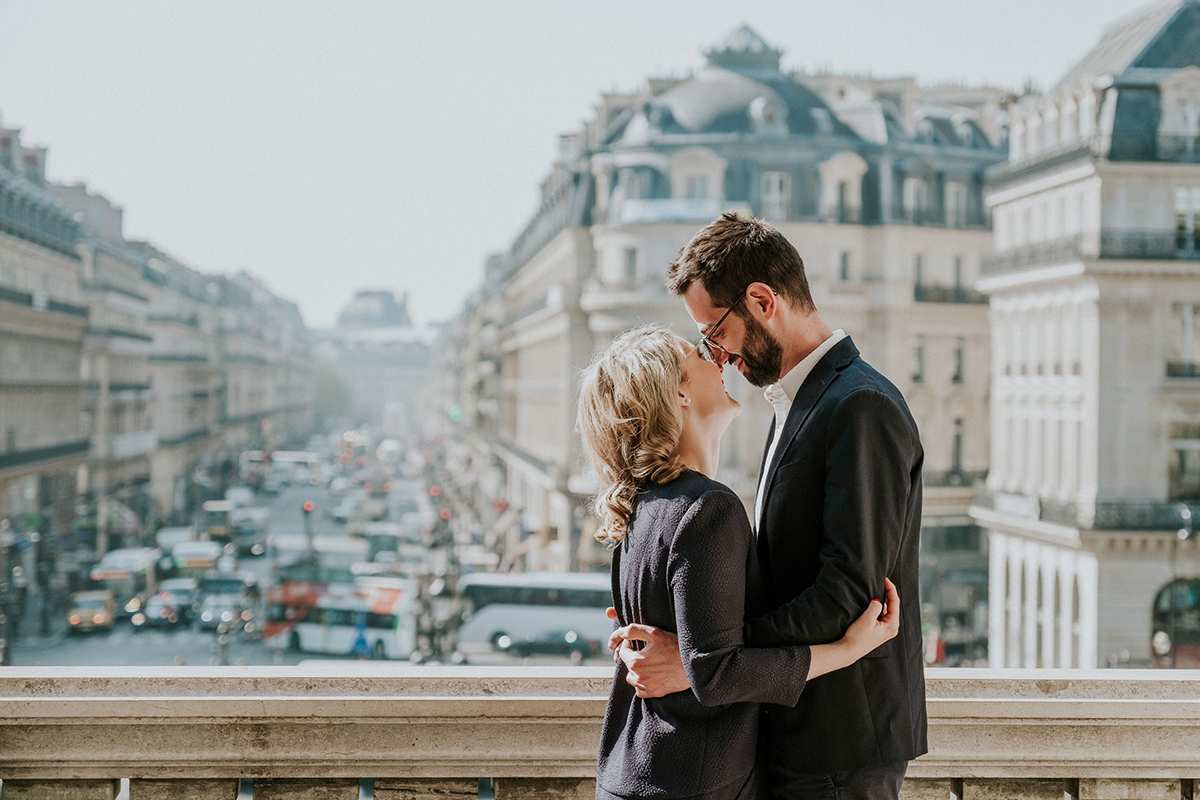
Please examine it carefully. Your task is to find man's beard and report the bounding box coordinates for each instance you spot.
[736,312,784,387]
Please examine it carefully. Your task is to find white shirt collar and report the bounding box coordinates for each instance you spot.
[764,330,846,406]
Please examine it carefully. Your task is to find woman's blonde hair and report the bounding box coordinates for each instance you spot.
[578,326,691,545]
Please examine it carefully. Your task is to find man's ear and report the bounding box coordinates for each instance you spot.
[745,282,779,320]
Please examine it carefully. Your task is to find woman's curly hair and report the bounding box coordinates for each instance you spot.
[578,326,691,545]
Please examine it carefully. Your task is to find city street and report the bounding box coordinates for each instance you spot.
[7,475,613,668]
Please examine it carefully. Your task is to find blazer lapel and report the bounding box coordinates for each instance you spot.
[759,337,860,513]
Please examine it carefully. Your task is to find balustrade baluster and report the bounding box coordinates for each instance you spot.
[128,778,239,799]
[252,778,359,800]
[0,779,121,799]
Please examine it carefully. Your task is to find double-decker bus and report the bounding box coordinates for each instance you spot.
[455,572,613,661]
[1151,578,1200,667]
[263,568,417,660]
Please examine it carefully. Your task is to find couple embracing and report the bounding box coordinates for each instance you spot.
[577,213,927,800]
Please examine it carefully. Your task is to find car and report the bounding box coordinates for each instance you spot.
[131,578,199,629]
[196,593,253,632]
[493,629,600,663]
[67,590,116,634]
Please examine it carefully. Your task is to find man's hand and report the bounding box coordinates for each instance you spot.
[607,619,690,698]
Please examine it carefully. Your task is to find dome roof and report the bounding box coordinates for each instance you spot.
[643,65,853,138]
[615,25,856,140]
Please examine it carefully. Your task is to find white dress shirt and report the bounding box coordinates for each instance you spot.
[754,329,846,529]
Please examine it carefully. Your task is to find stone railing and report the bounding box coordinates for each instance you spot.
[1,667,1199,798]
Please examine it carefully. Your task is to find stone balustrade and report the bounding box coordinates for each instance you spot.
[1,666,1198,799]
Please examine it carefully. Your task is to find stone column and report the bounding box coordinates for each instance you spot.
[1039,545,1057,667]
[1057,550,1077,668]
[1078,552,1100,668]
[988,530,1008,669]
[1006,537,1023,668]
[1022,542,1039,668]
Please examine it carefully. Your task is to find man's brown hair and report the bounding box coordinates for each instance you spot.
[665,211,815,312]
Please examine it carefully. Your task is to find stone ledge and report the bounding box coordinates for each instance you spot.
[1,668,1200,780]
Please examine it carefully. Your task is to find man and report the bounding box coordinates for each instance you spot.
[609,212,926,800]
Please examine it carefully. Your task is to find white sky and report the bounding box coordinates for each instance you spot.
[0,0,1154,328]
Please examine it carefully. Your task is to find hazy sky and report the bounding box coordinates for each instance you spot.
[0,0,1154,328]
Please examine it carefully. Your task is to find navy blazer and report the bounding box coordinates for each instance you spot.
[744,336,928,778]
[597,471,811,800]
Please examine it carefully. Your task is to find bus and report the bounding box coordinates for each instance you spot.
[1151,578,1200,667]
[455,572,613,660]
[89,547,160,619]
[170,540,223,578]
[202,500,235,544]
[263,574,418,660]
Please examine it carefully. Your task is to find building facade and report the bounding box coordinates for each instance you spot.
[0,126,89,547]
[441,27,1006,621]
[975,0,1200,668]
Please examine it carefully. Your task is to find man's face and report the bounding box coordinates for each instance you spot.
[682,282,783,388]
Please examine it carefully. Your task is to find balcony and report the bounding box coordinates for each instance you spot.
[914,283,988,304]
[1,667,1199,796]
[978,487,1198,531]
[982,231,1200,277]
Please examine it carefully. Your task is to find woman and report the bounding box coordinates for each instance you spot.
[578,326,899,800]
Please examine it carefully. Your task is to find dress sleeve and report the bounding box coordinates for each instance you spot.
[667,489,811,707]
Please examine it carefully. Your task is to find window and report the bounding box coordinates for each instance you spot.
[954,257,964,290]
[5,426,15,453]
[839,251,851,281]
[760,171,791,222]
[1169,303,1200,377]
[953,338,965,383]
[623,170,644,200]
[946,182,968,227]
[911,337,926,383]
[623,248,638,285]
[1170,444,1200,500]
[904,178,929,223]
[914,254,924,287]
[1176,188,1200,252]
[686,175,709,200]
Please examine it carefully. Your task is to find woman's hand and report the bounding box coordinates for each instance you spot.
[841,577,900,658]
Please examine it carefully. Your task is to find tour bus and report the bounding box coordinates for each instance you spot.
[455,571,613,660]
[1151,577,1200,667]
[89,547,160,619]
[263,574,418,660]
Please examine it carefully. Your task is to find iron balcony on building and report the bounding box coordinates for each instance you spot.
[977,486,1199,532]
[981,231,1200,277]
[914,283,989,304]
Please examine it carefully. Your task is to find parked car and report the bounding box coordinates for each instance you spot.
[67,590,116,634]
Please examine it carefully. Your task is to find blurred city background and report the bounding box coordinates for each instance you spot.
[1,0,1199,673]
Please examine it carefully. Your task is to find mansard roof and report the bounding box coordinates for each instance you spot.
[0,164,80,257]
[1053,0,1200,92]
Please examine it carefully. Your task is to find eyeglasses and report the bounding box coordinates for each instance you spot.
[696,294,745,364]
